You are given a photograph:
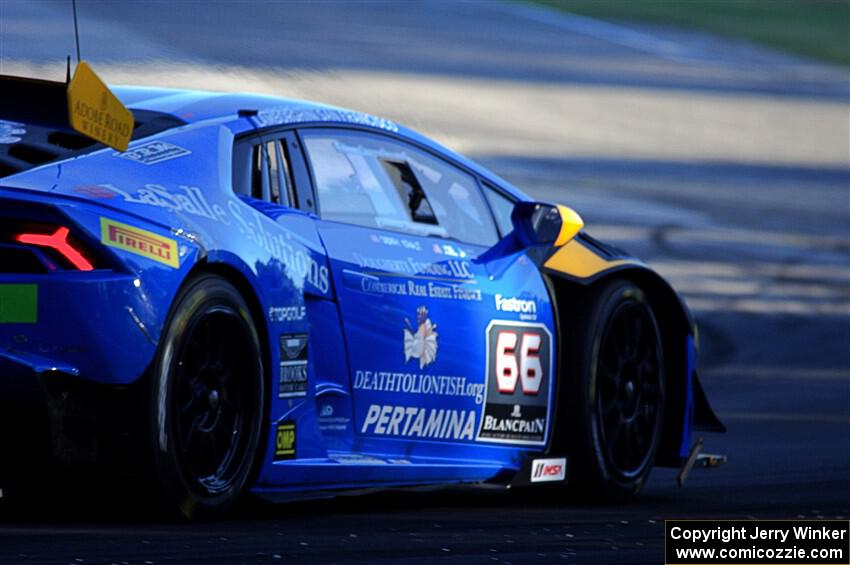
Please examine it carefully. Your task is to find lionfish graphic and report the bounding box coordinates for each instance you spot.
[403,306,438,369]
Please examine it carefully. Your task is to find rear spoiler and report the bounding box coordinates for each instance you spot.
[0,75,69,130]
[0,62,133,151]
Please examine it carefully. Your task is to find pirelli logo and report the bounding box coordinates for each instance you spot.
[100,217,179,268]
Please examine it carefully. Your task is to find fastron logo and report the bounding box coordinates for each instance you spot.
[531,458,567,483]
[495,294,537,320]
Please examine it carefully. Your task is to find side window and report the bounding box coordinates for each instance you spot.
[302,131,499,247]
[381,160,438,225]
[266,141,282,203]
[482,183,516,237]
[249,144,264,199]
[234,138,296,206]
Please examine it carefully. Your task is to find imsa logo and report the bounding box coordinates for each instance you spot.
[530,458,567,483]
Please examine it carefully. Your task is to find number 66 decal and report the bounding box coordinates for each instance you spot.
[479,321,552,445]
[495,331,543,394]
[487,321,551,399]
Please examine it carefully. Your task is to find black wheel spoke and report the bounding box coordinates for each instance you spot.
[627,314,642,360]
[217,369,234,395]
[182,413,204,455]
[613,318,628,360]
[595,294,664,480]
[599,352,620,383]
[601,399,619,420]
[607,419,623,450]
[180,394,197,418]
[166,302,262,497]
[634,408,650,437]
[638,403,653,426]
[641,380,659,400]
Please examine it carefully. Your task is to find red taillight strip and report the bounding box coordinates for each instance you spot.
[15,227,94,271]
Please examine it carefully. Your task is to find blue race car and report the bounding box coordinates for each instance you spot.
[0,66,723,518]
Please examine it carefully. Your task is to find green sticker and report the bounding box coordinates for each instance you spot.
[0,284,38,323]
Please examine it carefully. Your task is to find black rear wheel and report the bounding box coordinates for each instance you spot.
[566,278,665,500]
[149,274,265,519]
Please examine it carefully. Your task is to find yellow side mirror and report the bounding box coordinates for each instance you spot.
[511,202,584,248]
[554,205,584,247]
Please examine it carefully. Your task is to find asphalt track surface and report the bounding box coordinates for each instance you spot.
[1,1,849,563]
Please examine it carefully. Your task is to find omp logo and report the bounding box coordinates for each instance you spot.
[531,458,566,483]
[100,217,178,268]
[275,421,296,461]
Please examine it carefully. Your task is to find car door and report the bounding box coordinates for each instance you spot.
[232,130,359,465]
[299,128,557,464]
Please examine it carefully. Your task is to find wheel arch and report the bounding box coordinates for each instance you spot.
[181,256,274,474]
[545,264,702,468]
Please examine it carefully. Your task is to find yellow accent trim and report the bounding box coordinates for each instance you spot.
[554,205,584,247]
[67,61,133,151]
[100,217,179,268]
[543,239,630,279]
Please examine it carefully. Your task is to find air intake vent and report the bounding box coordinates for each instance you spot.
[47,131,97,150]
[0,245,50,274]
[8,143,57,164]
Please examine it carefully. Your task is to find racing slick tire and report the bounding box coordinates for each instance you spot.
[565,278,665,501]
[148,274,265,519]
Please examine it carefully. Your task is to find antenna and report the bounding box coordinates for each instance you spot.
[71,0,81,64]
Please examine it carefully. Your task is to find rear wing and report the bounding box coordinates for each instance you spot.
[0,63,185,178]
[0,75,70,131]
[2,62,134,151]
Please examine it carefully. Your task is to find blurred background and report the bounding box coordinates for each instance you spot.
[1,0,848,562]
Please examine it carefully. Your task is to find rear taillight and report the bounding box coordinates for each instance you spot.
[15,227,94,271]
[1,221,105,272]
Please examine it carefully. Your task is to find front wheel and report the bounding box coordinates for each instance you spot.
[149,274,265,519]
[566,278,665,500]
